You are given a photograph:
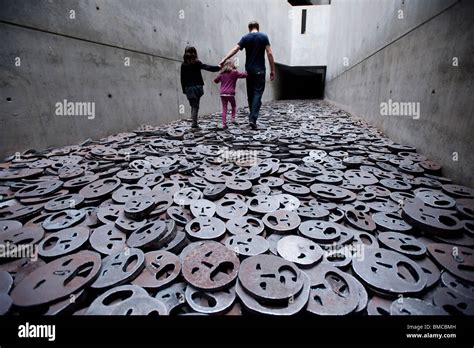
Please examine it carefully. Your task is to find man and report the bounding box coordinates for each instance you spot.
[220,21,275,129]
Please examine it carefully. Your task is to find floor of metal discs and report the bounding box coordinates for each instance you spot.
[0,100,473,316]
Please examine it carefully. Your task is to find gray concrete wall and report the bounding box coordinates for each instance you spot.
[290,5,330,67]
[325,0,473,186]
[0,0,292,157]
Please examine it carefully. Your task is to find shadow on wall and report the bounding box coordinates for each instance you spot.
[276,63,326,100]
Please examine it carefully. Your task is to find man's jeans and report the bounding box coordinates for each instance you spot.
[246,72,266,123]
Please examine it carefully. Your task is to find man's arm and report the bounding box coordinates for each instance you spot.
[219,45,240,67]
[266,45,276,81]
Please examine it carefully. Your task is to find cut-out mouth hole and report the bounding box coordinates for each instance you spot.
[396,261,420,284]
[155,264,176,281]
[323,227,337,236]
[123,255,139,273]
[42,237,59,251]
[326,272,349,298]
[102,290,134,306]
[64,261,95,286]
[438,215,457,227]
[458,264,474,273]
[191,292,217,308]
[400,244,421,252]
[190,222,202,233]
[266,216,279,226]
[376,306,390,315]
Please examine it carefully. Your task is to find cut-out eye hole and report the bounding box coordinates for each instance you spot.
[374,252,382,259]
[256,263,261,270]
[62,258,73,267]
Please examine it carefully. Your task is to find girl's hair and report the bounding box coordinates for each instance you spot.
[183,46,198,64]
[220,59,235,73]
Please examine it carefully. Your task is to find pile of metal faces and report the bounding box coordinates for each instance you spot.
[0,100,472,316]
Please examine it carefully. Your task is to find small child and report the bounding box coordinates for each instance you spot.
[180,46,220,130]
[214,60,248,129]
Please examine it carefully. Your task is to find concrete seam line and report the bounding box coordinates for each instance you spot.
[0,20,182,63]
[327,0,461,82]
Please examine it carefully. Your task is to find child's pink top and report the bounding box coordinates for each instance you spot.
[214,69,248,95]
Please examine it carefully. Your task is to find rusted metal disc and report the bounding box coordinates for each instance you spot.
[378,232,426,259]
[185,216,226,240]
[390,298,447,315]
[190,199,216,217]
[132,250,181,290]
[42,209,86,232]
[262,209,301,234]
[367,295,392,316]
[112,184,151,204]
[44,193,85,212]
[277,235,323,267]
[441,272,474,299]
[90,224,127,255]
[155,282,187,314]
[372,211,412,232]
[427,243,474,282]
[344,209,376,232]
[111,295,168,315]
[402,198,463,236]
[432,287,474,315]
[238,254,304,302]
[11,250,101,307]
[127,220,174,249]
[235,271,310,315]
[124,195,155,220]
[182,241,239,291]
[224,234,269,257]
[15,180,64,199]
[352,247,426,295]
[185,285,236,315]
[415,256,441,288]
[247,195,280,214]
[299,220,341,243]
[38,226,90,258]
[305,263,360,315]
[91,248,145,289]
[442,184,474,199]
[86,284,149,315]
[310,184,356,201]
[0,203,43,221]
[173,187,203,206]
[0,220,22,233]
[226,216,264,235]
[0,225,44,249]
[215,198,248,220]
[63,174,99,190]
[167,205,193,226]
[415,189,456,209]
[79,177,121,200]
[115,211,147,234]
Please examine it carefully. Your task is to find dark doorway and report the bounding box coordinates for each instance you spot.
[276,64,326,99]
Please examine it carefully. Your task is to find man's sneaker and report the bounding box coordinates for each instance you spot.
[222,125,228,130]
[250,122,257,130]
[190,125,201,132]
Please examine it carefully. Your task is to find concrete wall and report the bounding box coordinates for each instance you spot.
[290,5,330,67]
[325,0,473,186]
[0,0,293,157]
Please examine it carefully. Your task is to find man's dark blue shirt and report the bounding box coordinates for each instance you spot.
[238,32,270,74]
